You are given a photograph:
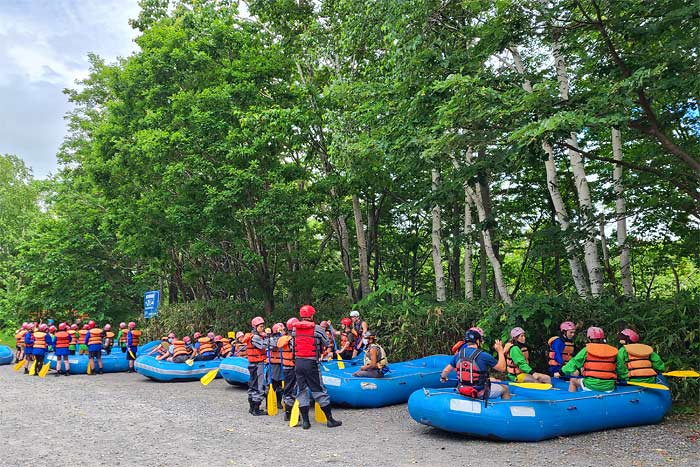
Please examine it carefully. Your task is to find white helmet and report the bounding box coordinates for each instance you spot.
[350,310,360,318]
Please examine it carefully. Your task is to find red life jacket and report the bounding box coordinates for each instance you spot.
[583,343,618,380]
[624,343,657,378]
[294,321,317,359]
[455,347,487,388]
[548,335,574,366]
[88,329,103,346]
[504,342,529,376]
[54,331,71,349]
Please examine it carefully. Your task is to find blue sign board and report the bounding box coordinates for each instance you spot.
[144,290,160,319]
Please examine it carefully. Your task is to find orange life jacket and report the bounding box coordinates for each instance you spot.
[451,340,464,354]
[67,330,77,346]
[220,341,232,357]
[276,335,295,367]
[105,332,115,338]
[128,330,141,346]
[78,330,88,345]
[119,331,128,344]
[171,340,189,358]
[197,337,214,354]
[269,339,283,364]
[234,342,247,357]
[624,343,657,378]
[583,343,618,380]
[504,342,529,376]
[88,328,103,346]
[33,332,48,350]
[244,333,266,364]
[15,330,26,346]
[548,336,574,366]
[54,331,71,349]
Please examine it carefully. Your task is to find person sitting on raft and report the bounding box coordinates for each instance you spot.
[194,334,216,361]
[217,335,232,358]
[352,331,388,378]
[557,326,621,393]
[440,329,511,400]
[450,326,484,354]
[148,337,170,360]
[167,337,193,363]
[548,321,577,378]
[616,328,665,384]
[319,321,335,361]
[337,318,356,360]
[504,327,552,385]
[233,331,247,356]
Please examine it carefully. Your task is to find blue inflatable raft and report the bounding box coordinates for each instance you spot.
[134,354,222,382]
[320,355,455,408]
[0,345,13,365]
[219,356,249,386]
[407,378,672,441]
[46,340,159,374]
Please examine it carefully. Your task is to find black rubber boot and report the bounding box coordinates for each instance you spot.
[55,370,61,377]
[251,401,266,416]
[24,368,29,374]
[321,405,342,428]
[248,399,255,414]
[300,406,311,429]
[98,368,104,375]
[276,389,283,409]
[284,405,292,421]
[65,370,70,376]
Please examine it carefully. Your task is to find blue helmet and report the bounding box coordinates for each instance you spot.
[464,330,481,343]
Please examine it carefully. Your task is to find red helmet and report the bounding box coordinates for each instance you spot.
[119,322,126,329]
[207,332,215,340]
[49,325,57,333]
[183,336,191,343]
[560,321,576,332]
[88,320,96,329]
[341,317,352,327]
[510,327,525,338]
[286,317,298,330]
[469,326,484,338]
[82,324,89,330]
[587,326,605,339]
[251,316,265,327]
[104,324,112,331]
[272,323,284,333]
[299,305,315,318]
[70,324,78,330]
[59,323,68,331]
[235,331,244,339]
[39,324,48,332]
[128,321,136,328]
[320,321,328,328]
[26,323,34,330]
[620,328,639,343]
[193,332,202,339]
[214,335,223,342]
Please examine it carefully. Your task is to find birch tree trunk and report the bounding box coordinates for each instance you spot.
[463,153,512,304]
[352,194,371,300]
[431,169,447,302]
[510,47,589,297]
[450,155,474,299]
[553,42,605,296]
[612,128,634,297]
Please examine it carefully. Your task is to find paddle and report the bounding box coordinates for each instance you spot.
[625,381,670,391]
[185,358,194,366]
[39,361,51,378]
[663,370,700,378]
[200,368,218,386]
[336,353,345,370]
[314,402,327,423]
[289,400,300,427]
[128,349,136,360]
[13,359,26,371]
[267,387,279,416]
[493,381,552,390]
[87,360,92,375]
[29,360,36,376]
[227,331,236,339]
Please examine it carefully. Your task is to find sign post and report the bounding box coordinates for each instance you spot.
[144,290,160,319]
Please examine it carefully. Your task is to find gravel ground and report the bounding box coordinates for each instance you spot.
[0,365,698,467]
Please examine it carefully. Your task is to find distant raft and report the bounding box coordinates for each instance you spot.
[319,355,455,408]
[219,356,249,386]
[0,345,13,365]
[46,340,160,374]
[134,354,222,382]
[407,377,672,441]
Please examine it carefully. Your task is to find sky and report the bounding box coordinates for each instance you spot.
[0,0,141,179]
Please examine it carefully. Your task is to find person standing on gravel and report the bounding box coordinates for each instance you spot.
[277,317,297,421]
[246,316,268,416]
[126,322,141,373]
[85,323,104,374]
[293,305,342,429]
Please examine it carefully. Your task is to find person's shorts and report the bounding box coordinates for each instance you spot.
[126,347,137,360]
[580,379,614,393]
[489,383,506,398]
[172,355,188,363]
[55,348,70,357]
[89,350,101,358]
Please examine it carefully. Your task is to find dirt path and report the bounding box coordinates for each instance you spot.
[0,366,697,467]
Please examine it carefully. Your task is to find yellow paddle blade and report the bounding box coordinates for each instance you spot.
[509,382,552,390]
[281,380,285,389]
[200,368,219,386]
[336,354,345,370]
[663,370,700,378]
[314,402,327,423]
[128,350,136,360]
[267,389,278,416]
[227,331,235,339]
[29,360,37,376]
[13,359,26,371]
[39,363,51,378]
[87,361,92,375]
[626,381,670,391]
[185,359,194,366]
[289,400,300,428]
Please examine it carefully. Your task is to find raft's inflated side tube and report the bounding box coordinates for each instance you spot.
[0,345,13,365]
[319,355,456,408]
[134,354,222,382]
[219,356,250,386]
[46,340,160,374]
[407,377,672,441]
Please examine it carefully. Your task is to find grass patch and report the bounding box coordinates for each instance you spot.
[0,329,15,347]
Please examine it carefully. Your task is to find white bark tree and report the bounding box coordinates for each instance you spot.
[431,169,447,302]
[612,128,634,297]
[450,155,474,299]
[352,194,371,299]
